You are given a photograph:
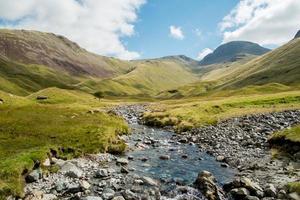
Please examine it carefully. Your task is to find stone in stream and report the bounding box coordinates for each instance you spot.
[116,158,129,165]
[102,188,115,199]
[159,155,170,160]
[194,170,226,200]
[264,184,277,197]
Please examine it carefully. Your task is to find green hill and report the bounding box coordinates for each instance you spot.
[80,58,200,97]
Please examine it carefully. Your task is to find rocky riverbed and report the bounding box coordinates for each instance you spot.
[23,106,300,200]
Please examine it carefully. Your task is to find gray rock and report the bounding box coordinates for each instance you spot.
[142,176,159,187]
[60,162,83,178]
[112,196,125,200]
[120,166,129,174]
[288,192,300,200]
[122,189,138,200]
[95,169,109,178]
[264,184,277,197]
[66,182,82,194]
[82,196,103,200]
[245,196,260,200]
[25,169,42,183]
[42,194,58,200]
[102,188,115,200]
[116,158,129,165]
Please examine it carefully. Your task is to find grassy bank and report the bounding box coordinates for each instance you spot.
[271,125,300,143]
[0,89,128,198]
[143,90,300,131]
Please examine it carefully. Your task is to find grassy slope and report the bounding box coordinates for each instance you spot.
[0,29,132,78]
[80,59,200,96]
[0,57,79,96]
[219,38,300,88]
[0,89,128,198]
[144,90,300,131]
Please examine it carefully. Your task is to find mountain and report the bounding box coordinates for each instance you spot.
[199,41,270,66]
[0,29,132,78]
[220,37,300,88]
[0,29,200,96]
[294,30,300,39]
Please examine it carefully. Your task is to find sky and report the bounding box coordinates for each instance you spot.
[0,0,299,60]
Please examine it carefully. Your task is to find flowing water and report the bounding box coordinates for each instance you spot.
[117,107,236,198]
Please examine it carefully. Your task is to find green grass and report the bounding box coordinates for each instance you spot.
[0,89,128,198]
[144,91,300,129]
[80,59,199,97]
[271,125,300,143]
[286,182,300,194]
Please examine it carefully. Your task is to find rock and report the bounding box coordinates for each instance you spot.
[288,192,300,200]
[43,158,51,167]
[102,188,115,200]
[0,98,4,104]
[230,188,250,198]
[220,163,229,168]
[140,157,148,162]
[277,189,287,199]
[122,189,138,200]
[36,96,48,100]
[82,196,103,200]
[42,194,57,200]
[159,155,170,160]
[24,190,44,200]
[120,166,129,174]
[240,177,263,197]
[116,158,129,165]
[60,162,83,178]
[178,138,188,143]
[65,182,83,194]
[95,169,109,178]
[216,156,225,162]
[112,196,125,200]
[128,155,134,160]
[25,169,42,183]
[55,181,66,192]
[194,170,225,200]
[181,154,188,159]
[80,180,91,190]
[264,184,277,197]
[142,176,159,187]
[245,196,260,200]
[294,30,300,39]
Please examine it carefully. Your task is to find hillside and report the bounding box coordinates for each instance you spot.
[79,58,200,96]
[221,37,300,88]
[199,41,270,66]
[0,29,132,78]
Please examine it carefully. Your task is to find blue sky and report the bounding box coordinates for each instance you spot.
[0,0,299,60]
[123,0,239,59]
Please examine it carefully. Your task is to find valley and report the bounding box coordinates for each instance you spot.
[0,29,299,200]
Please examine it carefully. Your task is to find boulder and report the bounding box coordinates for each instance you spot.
[95,169,109,178]
[0,98,3,104]
[25,169,42,183]
[60,162,83,178]
[112,196,125,200]
[116,158,129,165]
[194,170,226,200]
[230,188,250,199]
[42,194,57,200]
[102,188,115,200]
[264,184,277,197]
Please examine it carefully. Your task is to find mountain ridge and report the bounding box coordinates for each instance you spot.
[199,41,270,66]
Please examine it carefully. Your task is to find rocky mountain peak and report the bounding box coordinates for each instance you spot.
[294,30,300,39]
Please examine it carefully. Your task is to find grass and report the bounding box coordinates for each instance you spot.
[143,90,300,129]
[286,182,300,194]
[271,125,300,143]
[0,89,129,198]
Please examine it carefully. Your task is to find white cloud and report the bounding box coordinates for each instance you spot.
[197,48,213,60]
[220,0,300,46]
[169,25,184,40]
[0,0,145,60]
